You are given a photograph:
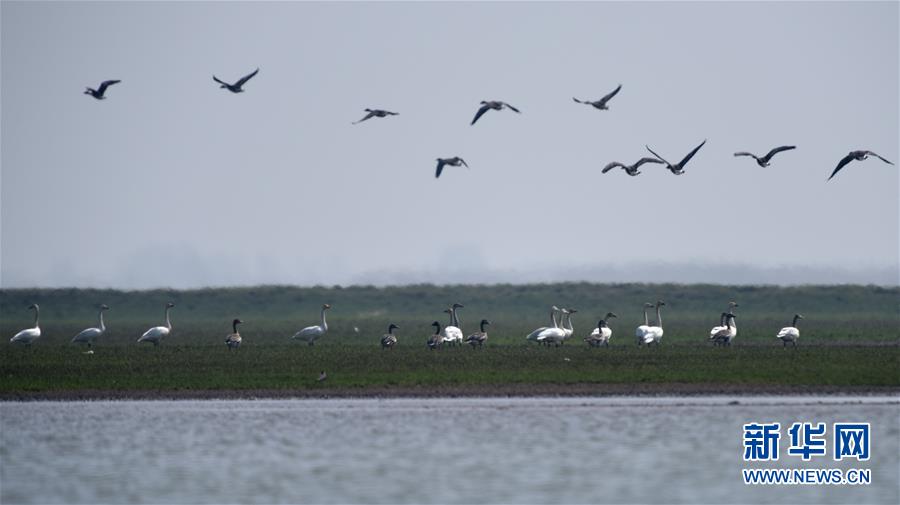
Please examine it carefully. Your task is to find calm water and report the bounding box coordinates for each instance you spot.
[1,396,897,504]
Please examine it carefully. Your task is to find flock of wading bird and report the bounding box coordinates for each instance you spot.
[82,74,894,181]
[8,300,806,352]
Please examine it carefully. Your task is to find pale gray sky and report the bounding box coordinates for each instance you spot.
[2,1,898,288]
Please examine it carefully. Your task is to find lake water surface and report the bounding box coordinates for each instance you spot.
[1,396,897,504]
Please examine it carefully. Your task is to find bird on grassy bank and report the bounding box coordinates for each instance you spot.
[601,157,663,176]
[213,68,259,93]
[225,319,243,350]
[708,301,738,344]
[527,306,561,342]
[710,313,738,346]
[573,84,622,110]
[646,140,707,175]
[634,302,655,346]
[560,308,578,344]
[734,146,796,167]
[465,319,491,348]
[636,301,665,346]
[532,306,568,347]
[84,80,121,100]
[10,304,41,345]
[292,304,332,346]
[441,303,464,346]
[776,314,804,347]
[471,100,520,125]
[585,312,617,347]
[381,323,399,349]
[317,371,327,382]
[427,321,443,350]
[138,302,175,346]
[435,157,469,178]
[353,108,398,124]
[71,304,110,349]
[827,150,894,181]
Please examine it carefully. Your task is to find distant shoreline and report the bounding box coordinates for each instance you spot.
[3,383,898,402]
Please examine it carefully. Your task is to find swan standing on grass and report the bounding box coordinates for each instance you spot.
[465,319,491,348]
[427,321,443,350]
[381,323,399,349]
[559,308,578,344]
[138,302,175,346]
[585,312,617,347]
[534,307,567,347]
[526,306,561,342]
[777,314,804,347]
[637,301,665,346]
[71,304,110,350]
[634,303,655,345]
[225,319,243,350]
[441,303,464,346]
[293,304,332,346]
[708,301,738,344]
[10,304,41,345]
[710,313,738,346]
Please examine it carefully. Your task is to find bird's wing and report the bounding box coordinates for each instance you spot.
[866,151,895,165]
[599,84,622,104]
[235,68,259,87]
[97,80,121,94]
[677,139,707,168]
[644,145,670,166]
[471,104,490,125]
[459,158,469,168]
[602,162,625,173]
[503,102,521,113]
[827,153,856,181]
[573,97,585,104]
[633,157,664,168]
[733,152,755,158]
[72,327,101,342]
[213,75,229,86]
[761,145,796,163]
[435,160,445,178]
[352,112,374,124]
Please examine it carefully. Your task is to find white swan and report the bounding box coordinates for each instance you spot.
[138,302,175,346]
[381,323,399,349]
[441,303,464,346]
[72,304,109,349]
[586,312,617,347]
[465,319,490,348]
[560,308,577,343]
[634,302,655,345]
[710,313,738,346]
[535,307,567,346]
[777,314,804,347]
[293,304,332,346]
[10,304,41,345]
[225,318,243,350]
[640,301,665,346]
[526,306,561,342]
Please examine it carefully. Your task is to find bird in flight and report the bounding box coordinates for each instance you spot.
[828,150,894,181]
[734,146,796,167]
[435,157,469,178]
[471,101,520,125]
[352,108,399,124]
[645,140,707,175]
[84,80,121,100]
[601,157,663,176]
[213,68,259,93]
[573,84,622,110]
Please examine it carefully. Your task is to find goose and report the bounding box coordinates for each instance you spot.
[427,321,443,350]
[71,304,110,349]
[776,314,804,347]
[734,146,796,167]
[471,100,520,125]
[381,323,399,349]
[827,150,894,181]
[213,68,259,93]
[317,370,328,382]
[225,319,243,350]
[710,313,738,346]
[10,304,41,345]
[585,312,617,347]
[601,157,663,176]
[435,157,469,178]
[526,306,562,342]
[534,307,568,347]
[137,302,175,346]
[708,301,738,343]
[646,140,707,175]
[573,84,622,110]
[352,108,399,124]
[634,302,655,345]
[84,80,121,100]
[441,303,464,346]
[465,319,491,348]
[292,304,332,346]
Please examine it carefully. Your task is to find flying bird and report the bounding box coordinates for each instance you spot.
[435,157,469,178]
[734,146,796,167]
[213,68,259,93]
[573,84,622,110]
[827,150,894,181]
[84,80,121,100]
[471,101,520,125]
[646,140,707,175]
[601,157,663,176]
[352,108,398,124]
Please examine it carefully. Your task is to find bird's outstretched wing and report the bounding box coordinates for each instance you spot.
[502,102,521,113]
[352,111,375,124]
[573,97,587,104]
[827,153,856,181]
[213,75,230,86]
[471,104,491,125]
[458,158,469,168]
[97,80,121,95]
[733,152,755,158]
[599,84,622,104]
[602,162,625,173]
[435,160,446,178]
[866,151,895,165]
[677,139,707,168]
[645,145,671,167]
[761,145,796,163]
[633,157,663,169]
[235,68,259,87]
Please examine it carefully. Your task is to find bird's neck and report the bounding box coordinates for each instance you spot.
[643,308,649,326]
[655,305,663,328]
[480,321,487,332]
[232,321,239,333]
[165,307,172,330]
[320,308,328,331]
[551,311,559,328]
[792,315,801,327]
[33,308,40,328]
[98,310,106,332]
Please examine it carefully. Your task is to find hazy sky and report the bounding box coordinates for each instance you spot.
[2,1,898,288]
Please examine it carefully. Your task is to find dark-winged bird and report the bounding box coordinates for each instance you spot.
[645,140,707,175]
[213,68,259,93]
[471,101,520,125]
[601,157,663,176]
[435,157,469,178]
[573,84,622,110]
[734,146,796,167]
[84,80,121,100]
[827,150,894,181]
[352,108,399,124]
